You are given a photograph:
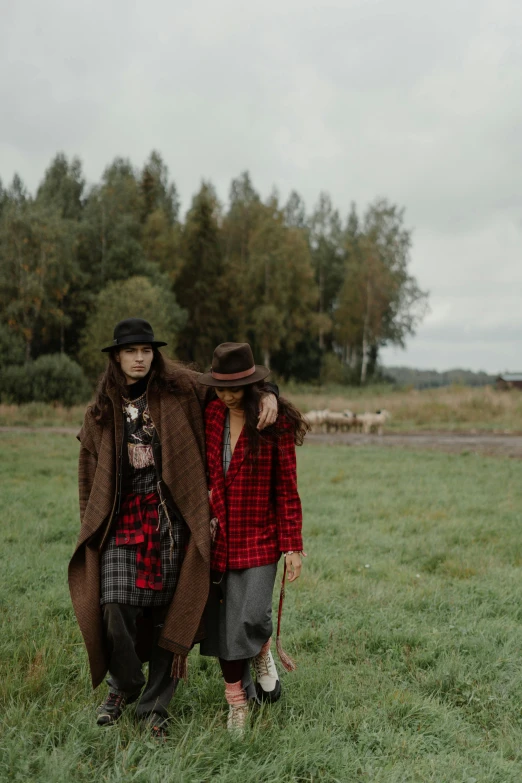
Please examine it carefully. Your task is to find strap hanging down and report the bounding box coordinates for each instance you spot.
[275,559,297,672]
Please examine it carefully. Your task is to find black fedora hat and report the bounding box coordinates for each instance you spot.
[101,318,167,353]
[198,342,270,387]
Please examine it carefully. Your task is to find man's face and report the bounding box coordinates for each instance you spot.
[115,344,154,384]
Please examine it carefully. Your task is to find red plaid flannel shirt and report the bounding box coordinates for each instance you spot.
[115,491,163,590]
[205,399,303,572]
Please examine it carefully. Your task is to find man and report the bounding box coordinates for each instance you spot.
[68,318,277,738]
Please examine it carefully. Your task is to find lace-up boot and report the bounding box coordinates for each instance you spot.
[253,640,281,703]
[224,680,248,737]
[227,703,249,736]
[96,692,129,725]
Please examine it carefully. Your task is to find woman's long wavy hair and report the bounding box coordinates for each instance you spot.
[239,381,310,460]
[90,348,180,424]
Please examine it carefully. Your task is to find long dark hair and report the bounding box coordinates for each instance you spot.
[90,348,180,424]
[240,381,310,460]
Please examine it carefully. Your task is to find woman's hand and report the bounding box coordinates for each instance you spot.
[257,393,278,430]
[285,552,303,582]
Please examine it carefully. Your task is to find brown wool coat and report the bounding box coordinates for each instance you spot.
[68,367,212,689]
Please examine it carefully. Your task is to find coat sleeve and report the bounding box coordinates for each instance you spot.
[77,416,99,524]
[185,370,216,411]
[274,427,303,552]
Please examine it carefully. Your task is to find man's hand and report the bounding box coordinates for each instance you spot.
[257,393,278,430]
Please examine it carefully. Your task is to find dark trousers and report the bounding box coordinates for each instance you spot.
[102,603,178,721]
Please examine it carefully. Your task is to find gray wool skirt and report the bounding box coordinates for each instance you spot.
[200,563,278,661]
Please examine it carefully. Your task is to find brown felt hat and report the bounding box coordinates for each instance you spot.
[198,342,270,387]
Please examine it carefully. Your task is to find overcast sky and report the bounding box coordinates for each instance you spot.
[1,0,521,373]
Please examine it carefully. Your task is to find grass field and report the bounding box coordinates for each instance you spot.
[2,384,522,433]
[2,433,522,781]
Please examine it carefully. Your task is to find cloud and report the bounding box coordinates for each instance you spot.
[1,0,521,371]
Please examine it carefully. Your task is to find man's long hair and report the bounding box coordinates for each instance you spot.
[91,348,179,424]
[241,381,310,461]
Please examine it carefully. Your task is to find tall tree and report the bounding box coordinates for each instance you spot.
[174,183,226,368]
[79,158,150,290]
[0,198,77,359]
[140,150,179,225]
[140,152,181,279]
[220,172,263,341]
[284,190,307,230]
[78,275,186,379]
[36,153,85,220]
[245,196,318,366]
[335,200,428,383]
[7,173,28,206]
[309,193,345,349]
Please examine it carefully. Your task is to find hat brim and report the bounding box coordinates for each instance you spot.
[101,336,168,352]
[198,365,270,387]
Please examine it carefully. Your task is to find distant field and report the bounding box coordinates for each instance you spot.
[2,385,522,433]
[283,383,522,432]
[2,432,522,781]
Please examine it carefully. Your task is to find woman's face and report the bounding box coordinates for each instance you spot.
[214,386,245,411]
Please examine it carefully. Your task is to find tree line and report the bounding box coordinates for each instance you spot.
[0,151,428,388]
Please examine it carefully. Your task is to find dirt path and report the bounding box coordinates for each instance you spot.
[2,427,522,458]
[0,426,79,435]
[305,432,522,458]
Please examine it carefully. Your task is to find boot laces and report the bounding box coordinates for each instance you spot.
[228,703,248,730]
[105,692,126,711]
[254,649,277,679]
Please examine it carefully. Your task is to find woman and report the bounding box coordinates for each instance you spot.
[198,342,308,734]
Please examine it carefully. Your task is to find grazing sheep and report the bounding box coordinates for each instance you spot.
[303,409,330,433]
[325,411,354,433]
[343,410,358,431]
[358,410,391,435]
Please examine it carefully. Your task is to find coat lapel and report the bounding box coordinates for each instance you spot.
[148,385,210,560]
[224,425,248,488]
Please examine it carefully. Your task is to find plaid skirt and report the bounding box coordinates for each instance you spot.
[100,495,185,607]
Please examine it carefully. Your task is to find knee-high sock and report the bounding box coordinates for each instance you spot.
[224,680,247,706]
[219,657,246,683]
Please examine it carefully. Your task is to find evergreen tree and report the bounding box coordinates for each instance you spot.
[140,150,179,225]
[140,152,181,279]
[174,183,226,368]
[284,190,307,230]
[36,153,85,220]
[309,193,345,350]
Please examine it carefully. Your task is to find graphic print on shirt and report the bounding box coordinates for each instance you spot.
[123,396,155,469]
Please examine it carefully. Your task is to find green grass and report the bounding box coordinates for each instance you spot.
[3,384,522,432]
[2,433,522,781]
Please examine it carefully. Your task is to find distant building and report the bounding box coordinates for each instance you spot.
[496,373,522,390]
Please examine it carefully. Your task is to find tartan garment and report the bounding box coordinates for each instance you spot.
[205,399,303,572]
[115,492,163,590]
[100,391,184,607]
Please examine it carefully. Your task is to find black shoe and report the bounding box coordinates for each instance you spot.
[255,679,282,703]
[150,720,168,742]
[141,712,168,741]
[96,692,128,726]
